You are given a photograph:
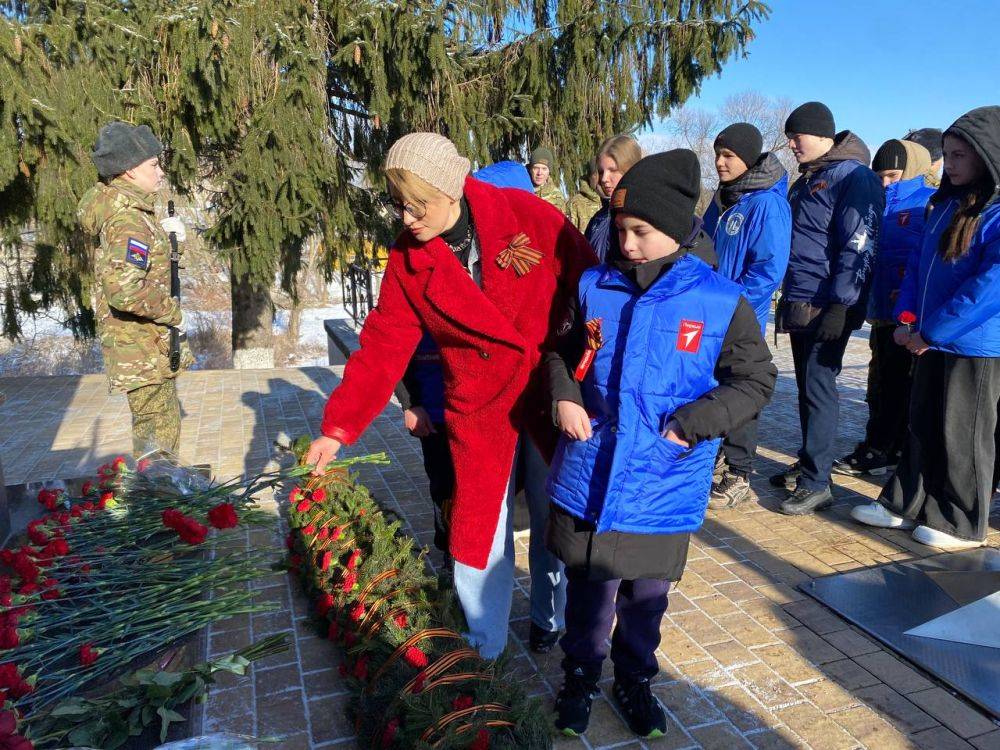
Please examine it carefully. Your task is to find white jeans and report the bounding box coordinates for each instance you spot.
[452,436,566,658]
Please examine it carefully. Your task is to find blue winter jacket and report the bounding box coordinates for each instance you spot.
[703,159,792,334]
[868,176,936,322]
[403,163,535,420]
[895,197,1000,356]
[546,254,743,534]
[783,132,884,310]
[584,203,611,262]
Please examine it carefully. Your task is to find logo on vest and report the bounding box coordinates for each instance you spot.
[725,213,745,235]
[897,210,911,227]
[677,320,705,353]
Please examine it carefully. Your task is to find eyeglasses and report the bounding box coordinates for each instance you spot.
[380,195,426,221]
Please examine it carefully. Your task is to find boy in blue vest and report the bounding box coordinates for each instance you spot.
[544,150,777,738]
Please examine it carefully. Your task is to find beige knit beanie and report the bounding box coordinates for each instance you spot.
[384,132,471,200]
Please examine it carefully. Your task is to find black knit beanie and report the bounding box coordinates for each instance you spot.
[610,149,700,244]
[91,122,163,179]
[903,128,944,162]
[784,102,836,139]
[871,140,909,173]
[714,123,763,170]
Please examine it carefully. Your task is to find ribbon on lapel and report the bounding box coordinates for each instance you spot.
[495,233,543,277]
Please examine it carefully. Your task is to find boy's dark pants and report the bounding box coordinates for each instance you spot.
[789,328,853,490]
[418,426,454,554]
[881,350,1000,541]
[560,569,670,682]
[863,322,913,456]
[722,415,760,476]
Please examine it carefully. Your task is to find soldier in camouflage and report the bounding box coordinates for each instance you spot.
[527,146,568,214]
[566,159,602,232]
[77,122,192,458]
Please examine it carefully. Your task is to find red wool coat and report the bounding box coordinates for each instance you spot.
[322,176,597,569]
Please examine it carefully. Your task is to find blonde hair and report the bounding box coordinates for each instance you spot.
[385,168,446,208]
[597,134,642,173]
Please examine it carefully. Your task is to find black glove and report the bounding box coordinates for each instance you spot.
[815,303,848,342]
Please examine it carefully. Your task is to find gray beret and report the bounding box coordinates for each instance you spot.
[91,122,163,179]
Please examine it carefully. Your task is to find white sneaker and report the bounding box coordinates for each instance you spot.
[850,502,914,529]
[911,525,984,550]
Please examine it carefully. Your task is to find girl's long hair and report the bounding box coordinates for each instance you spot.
[932,173,994,262]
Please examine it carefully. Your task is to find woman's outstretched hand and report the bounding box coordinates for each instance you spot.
[306,435,343,476]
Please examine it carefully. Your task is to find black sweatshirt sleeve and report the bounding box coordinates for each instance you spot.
[393,361,421,412]
[671,296,777,445]
[544,291,585,413]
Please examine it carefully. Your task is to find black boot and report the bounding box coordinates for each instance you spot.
[612,676,667,739]
[529,622,560,654]
[554,667,599,736]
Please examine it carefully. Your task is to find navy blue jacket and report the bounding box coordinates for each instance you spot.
[547,255,744,534]
[584,203,611,262]
[783,132,884,313]
[868,176,935,322]
[703,155,792,334]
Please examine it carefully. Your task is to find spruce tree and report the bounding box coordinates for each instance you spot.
[1,0,768,362]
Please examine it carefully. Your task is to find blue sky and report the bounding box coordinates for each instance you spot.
[646,0,1000,152]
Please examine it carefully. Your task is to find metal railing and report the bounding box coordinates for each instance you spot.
[340,256,384,328]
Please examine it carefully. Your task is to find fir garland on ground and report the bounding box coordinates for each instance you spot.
[285,464,552,749]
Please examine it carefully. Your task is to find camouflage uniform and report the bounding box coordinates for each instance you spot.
[77,177,192,457]
[534,179,568,215]
[566,180,602,233]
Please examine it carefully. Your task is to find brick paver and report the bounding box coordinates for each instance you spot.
[2,325,999,749]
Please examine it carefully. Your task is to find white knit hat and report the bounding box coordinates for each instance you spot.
[384,132,471,200]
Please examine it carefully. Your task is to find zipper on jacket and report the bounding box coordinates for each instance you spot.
[919,199,956,322]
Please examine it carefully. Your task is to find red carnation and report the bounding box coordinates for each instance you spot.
[341,571,357,592]
[303,523,316,536]
[79,643,99,666]
[295,499,312,513]
[97,463,111,476]
[112,456,126,472]
[898,310,917,325]
[26,527,48,547]
[81,480,93,495]
[207,503,239,530]
[0,595,10,608]
[452,695,474,711]
[70,505,84,519]
[177,518,208,545]
[347,549,362,570]
[316,527,329,540]
[82,501,95,512]
[320,551,333,571]
[380,717,400,748]
[98,492,113,509]
[312,488,327,503]
[351,655,369,680]
[17,583,39,596]
[137,457,151,472]
[471,728,490,750]
[349,603,365,622]
[394,613,408,628]
[162,508,184,529]
[316,593,335,617]
[0,629,19,650]
[0,551,13,567]
[330,526,344,541]
[289,487,303,504]
[403,646,428,669]
[57,512,70,525]
[81,564,92,575]
[411,670,426,693]
[327,620,340,641]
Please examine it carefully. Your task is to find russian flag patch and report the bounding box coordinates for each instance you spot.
[125,237,150,269]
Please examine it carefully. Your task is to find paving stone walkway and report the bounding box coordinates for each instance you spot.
[1,326,999,749]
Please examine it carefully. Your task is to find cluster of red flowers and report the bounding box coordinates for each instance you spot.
[0,664,33,703]
[78,643,100,667]
[207,502,239,530]
[0,709,32,750]
[289,486,326,514]
[161,509,208,546]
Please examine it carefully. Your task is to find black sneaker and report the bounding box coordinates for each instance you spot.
[612,677,667,739]
[529,622,560,654]
[832,445,896,477]
[779,484,833,515]
[709,471,754,510]
[554,668,599,736]
[769,461,801,488]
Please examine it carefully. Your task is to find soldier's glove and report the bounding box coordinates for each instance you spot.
[177,310,187,333]
[815,303,848,342]
[160,216,187,243]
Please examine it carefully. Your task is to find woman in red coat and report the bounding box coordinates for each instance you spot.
[307,133,597,658]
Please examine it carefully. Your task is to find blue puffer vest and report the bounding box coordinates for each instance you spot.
[546,253,742,534]
[868,176,935,322]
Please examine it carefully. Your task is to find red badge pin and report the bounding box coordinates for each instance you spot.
[677,320,704,353]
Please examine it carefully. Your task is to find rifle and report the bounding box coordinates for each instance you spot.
[167,200,181,372]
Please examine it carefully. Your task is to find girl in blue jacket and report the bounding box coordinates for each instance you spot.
[851,106,1000,550]
[543,150,776,738]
